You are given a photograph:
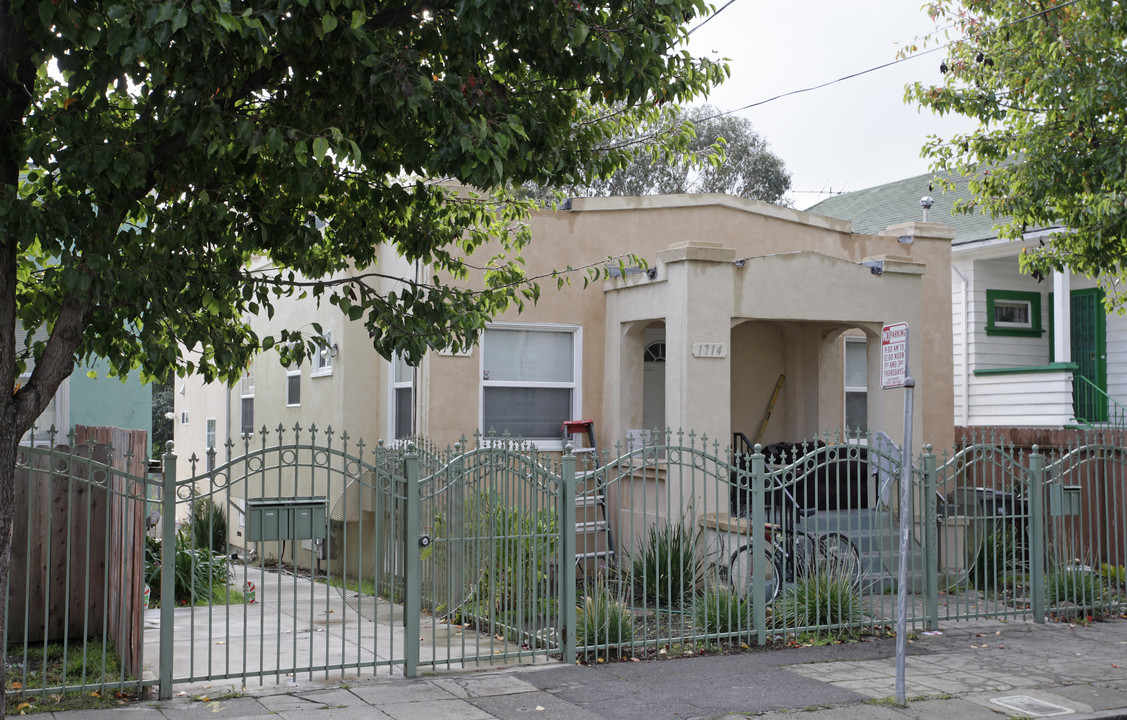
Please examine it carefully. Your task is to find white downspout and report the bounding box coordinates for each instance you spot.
[952,264,970,426]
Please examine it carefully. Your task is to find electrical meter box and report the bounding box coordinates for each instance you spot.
[246,497,326,542]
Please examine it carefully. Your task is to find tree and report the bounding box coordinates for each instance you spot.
[535,104,792,204]
[904,0,1127,293]
[0,0,724,706]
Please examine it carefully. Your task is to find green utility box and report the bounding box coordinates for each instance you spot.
[1049,485,1082,517]
[246,497,326,542]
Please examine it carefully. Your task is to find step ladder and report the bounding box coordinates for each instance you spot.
[562,420,616,571]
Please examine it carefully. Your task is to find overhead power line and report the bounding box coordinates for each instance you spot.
[700,0,1086,122]
[687,0,739,36]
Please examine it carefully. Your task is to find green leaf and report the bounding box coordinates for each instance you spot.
[312,136,329,163]
[322,14,338,35]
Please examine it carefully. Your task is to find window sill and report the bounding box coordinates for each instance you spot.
[985,326,1044,337]
[311,370,333,379]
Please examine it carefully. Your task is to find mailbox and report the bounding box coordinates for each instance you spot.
[246,497,326,542]
[1049,485,1082,517]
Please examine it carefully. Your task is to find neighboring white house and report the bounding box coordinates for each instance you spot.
[810,171,1124,430]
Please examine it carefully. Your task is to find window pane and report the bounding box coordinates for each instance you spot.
[483,387,572,439]
[845,391,867,432]
[995,301,1030,326]
[395,387,413,439]
[845,340,867,389]
[484,329,573,383]
[394,354,412,384]
[287,373,301,405]
[241,398,254,434]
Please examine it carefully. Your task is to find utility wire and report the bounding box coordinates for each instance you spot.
[698,0,1085,122]
[687,0,739,36]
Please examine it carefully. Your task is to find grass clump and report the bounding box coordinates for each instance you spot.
[629,520,702,607]
[693,585,753,636]
[1046,562,1106,617]
[773,561,862,632]
[4,638,138,715]
[188,496,228,554]
[576,585,634,650]
[972,524,1027,592]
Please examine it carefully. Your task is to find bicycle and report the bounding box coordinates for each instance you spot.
[721,494,862,605]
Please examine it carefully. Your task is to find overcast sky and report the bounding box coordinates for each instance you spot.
[685,0,979,210]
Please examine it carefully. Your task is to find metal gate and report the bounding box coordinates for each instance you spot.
[9,426,1127,703]
[161,426,409,692]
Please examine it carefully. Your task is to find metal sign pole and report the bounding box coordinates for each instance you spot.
[895,376,914,705]
[880,321,913,706]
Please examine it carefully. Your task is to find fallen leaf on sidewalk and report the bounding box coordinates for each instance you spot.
[1112,663,1119,668]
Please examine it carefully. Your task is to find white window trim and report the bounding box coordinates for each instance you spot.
[286,366,301,407]
[206,417,217,472]
[312,331,334,377]
[844,336,867,432]
[480,322,581,451]
[992,299,1034,329]
[388,352,415,444]
[240,366,255,436]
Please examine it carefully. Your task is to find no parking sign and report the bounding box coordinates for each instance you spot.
[880,322,909,389]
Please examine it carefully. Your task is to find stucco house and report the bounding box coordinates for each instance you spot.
[810,172,1123,434]
[176,194,954,469]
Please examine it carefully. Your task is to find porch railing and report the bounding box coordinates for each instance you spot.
[1072,374,1127,430]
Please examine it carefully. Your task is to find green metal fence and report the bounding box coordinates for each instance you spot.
[6,425,1127,702]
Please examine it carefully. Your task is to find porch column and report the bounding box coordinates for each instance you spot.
[659,241,736,450]
[1053,270,1071,363]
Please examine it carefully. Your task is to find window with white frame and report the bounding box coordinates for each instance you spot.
[286,365,301,406]
[206,417,217,472]
[392,353,414,440]
[313,331,334,376]
[240,365,255,435]
[844,337,868,433]
[482,325,579,445]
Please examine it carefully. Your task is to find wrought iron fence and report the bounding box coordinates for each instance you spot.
[5,425,1126,703]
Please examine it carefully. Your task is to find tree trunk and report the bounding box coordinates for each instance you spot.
[0,428,18,718]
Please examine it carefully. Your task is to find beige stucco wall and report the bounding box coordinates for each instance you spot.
[426,195,954,454]
[176,193,955,476]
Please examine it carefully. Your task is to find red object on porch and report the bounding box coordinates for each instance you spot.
[562,420,597,456]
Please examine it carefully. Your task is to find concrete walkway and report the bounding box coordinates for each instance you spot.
[41,617,1127,719]
[141,565,541,694]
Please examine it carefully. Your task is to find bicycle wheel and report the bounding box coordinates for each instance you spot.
[819,532,862,589]
[729,544,782,605]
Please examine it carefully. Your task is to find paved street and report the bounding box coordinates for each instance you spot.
[39,617,1127,719]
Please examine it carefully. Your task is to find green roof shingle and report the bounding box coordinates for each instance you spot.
[807,169,1013,242]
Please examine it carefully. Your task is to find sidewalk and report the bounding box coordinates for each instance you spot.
[42,618,1127,719]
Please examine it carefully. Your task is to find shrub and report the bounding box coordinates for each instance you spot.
[576,587,634,649]
[463,491,558,623]
[694,585,753,636]
[972,523,1027,591]
[629,521,702,607]
[188,496,228,554]
[773,561,862,631]
[146,526,231,606]
[1046,562,1106,617]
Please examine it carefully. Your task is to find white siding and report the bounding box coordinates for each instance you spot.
[968,258,1050,371]
[967,370,1074,427]
[951,266,969,424]
[1106,307,1127,407]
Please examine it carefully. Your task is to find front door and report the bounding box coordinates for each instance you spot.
[1071,288,1107,422]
